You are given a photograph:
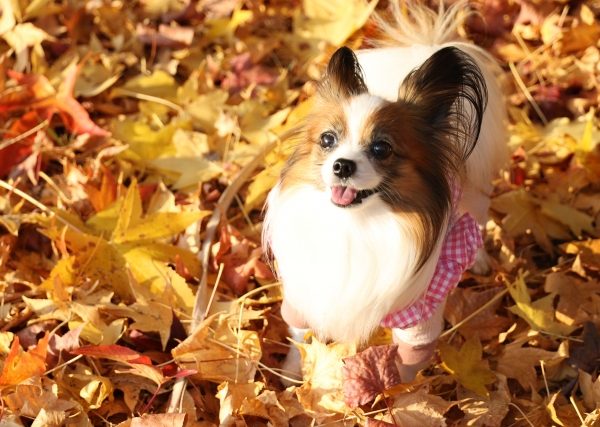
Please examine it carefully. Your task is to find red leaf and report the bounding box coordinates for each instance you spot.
[0,111,42,176]
[71,344,153,365]
[1,64,110,138]
[342,345,402,408]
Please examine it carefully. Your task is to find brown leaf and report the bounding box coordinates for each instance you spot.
[568,322,600,373]
[379,388,452,427]
[130,413,186,427]
[342,344,401,408]
[445,287,511,341]
[495,341,556,390]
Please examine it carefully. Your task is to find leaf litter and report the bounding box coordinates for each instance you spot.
[1,0,600,426]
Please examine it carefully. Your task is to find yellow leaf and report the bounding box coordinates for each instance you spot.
[0,0,17,34]
[205,7,253,39]
[506,273,575,336]
[41,256,75,291]
[439,336,495,397]
[173,314,262,383]
[186,90,229,133]
[294,0,378,46]
[0,332,14,354]
[492,189,570,252]
[115,210,210,243]
[112,69,178,101]
[112,180,142,242]
[295,338,356,414]
[540,199,594,239]
[244,162,284,211]
[123,246,195,312]
[79,377,113,409]
[148,157,222,190]
[69,233,134,301]
[2,22,49,71]
[86,199,123,235]
[580,107,597,152]
[217,382,265,425]
[112,118,192,161]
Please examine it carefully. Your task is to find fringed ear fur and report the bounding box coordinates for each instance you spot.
[319,46,368,100]
[398,46,487,161]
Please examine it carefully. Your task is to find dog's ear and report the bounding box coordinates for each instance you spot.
[398,46,487,160]
[319,46,368,99]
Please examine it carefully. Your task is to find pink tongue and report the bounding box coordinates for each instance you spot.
[331,186,358,206]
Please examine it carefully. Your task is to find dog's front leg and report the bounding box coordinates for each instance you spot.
[392,301,445,382]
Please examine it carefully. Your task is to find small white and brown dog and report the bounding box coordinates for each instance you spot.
[263,2,507,381]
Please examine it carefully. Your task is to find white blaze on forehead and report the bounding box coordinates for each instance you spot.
[320,94,386,190]
[344,94,386,149]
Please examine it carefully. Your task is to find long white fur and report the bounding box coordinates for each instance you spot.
[263,1,507,344]
[265,184,442,343]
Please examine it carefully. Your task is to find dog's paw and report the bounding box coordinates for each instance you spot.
[395,340,436,382]
[469,247,491,275]
[280,327,307,387]
[281,344,303,387]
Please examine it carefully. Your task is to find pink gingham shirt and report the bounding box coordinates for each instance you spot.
[381,190,483,329]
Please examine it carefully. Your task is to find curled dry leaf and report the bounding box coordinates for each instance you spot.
[342,344,401,408]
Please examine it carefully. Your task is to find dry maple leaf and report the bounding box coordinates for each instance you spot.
[507,273,576,336]
[4,65,110,137]
[378,388,451,427]
[0,333,49,388]
[342,344,402,408]
[439,336,495,397]
[495,340,556,390]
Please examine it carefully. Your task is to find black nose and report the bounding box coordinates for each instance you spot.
[332,158,356,179]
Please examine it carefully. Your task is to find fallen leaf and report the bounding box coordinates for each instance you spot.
[568,322,600,373]
[342,344,401,408]
[376,388,452,427]
[0,333,49,388]
[507,273,576,336]
[439,336,496,397]
[294,0,378,46]
[130,413,186,427]
[495,341,556,390]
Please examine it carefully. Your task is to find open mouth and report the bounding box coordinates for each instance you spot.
[331,185,378,207]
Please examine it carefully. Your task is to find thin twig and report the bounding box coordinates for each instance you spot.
[0,179,84,234]
[0,119,49,151]
[440,288,508,339]
[509,62,548,126]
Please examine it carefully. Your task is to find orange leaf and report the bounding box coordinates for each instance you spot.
[3,65,109,138]
[85,167,118,212]
[0,111,42,176]
[0,333,49,388]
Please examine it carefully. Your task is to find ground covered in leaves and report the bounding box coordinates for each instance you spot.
[1,0,600,426]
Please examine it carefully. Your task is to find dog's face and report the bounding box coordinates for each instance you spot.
[279,46,488,266]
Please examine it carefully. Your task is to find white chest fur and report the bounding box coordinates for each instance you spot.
[264,185,443,343]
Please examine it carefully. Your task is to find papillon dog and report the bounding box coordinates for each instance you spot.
[263,1,507,374]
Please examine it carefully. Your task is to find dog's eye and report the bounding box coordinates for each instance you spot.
[370,140,392,159]
[319,132,336,149]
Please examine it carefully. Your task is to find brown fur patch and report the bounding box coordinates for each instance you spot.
[280,99,348,191]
